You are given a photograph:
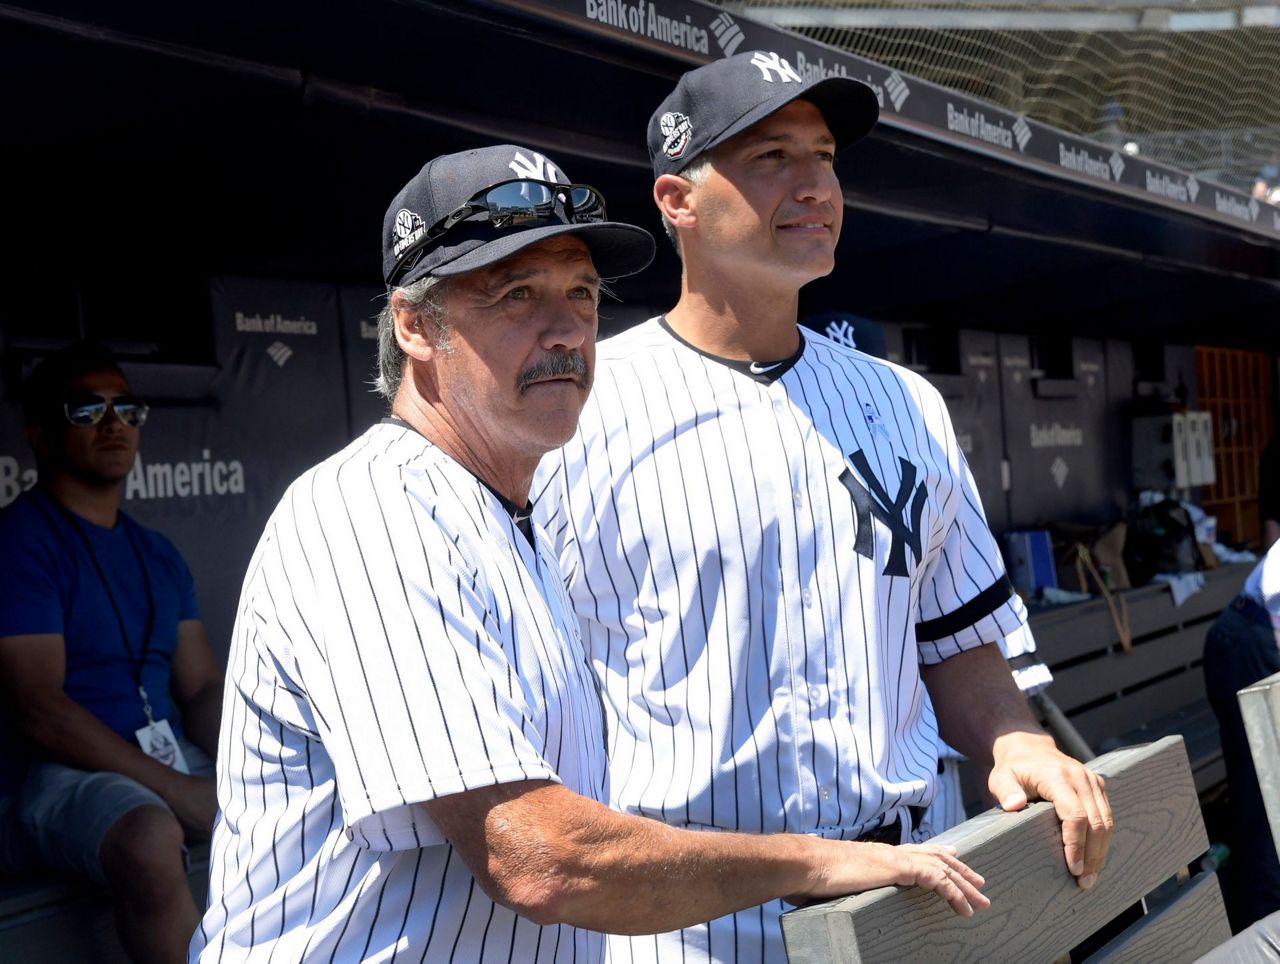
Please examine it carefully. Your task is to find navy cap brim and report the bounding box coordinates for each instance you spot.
[400,221,656,286]
[704,75,880,161]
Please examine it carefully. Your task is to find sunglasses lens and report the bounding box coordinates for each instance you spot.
[485,181,559,226]
[114,396,148,427]
[65,402,105,426]
[569,187,606,221]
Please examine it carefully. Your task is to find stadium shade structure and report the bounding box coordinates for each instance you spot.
[717,0,1280,190]
[0,0,1277,350]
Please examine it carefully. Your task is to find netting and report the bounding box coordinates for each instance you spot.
[713,0,1280,189]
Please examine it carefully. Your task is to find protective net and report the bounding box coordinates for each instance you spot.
[712,0,1280,190]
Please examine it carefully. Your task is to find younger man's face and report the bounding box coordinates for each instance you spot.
[683,99,843,288]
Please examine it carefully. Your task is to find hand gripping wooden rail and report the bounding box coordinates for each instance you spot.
[781,736,1229,963]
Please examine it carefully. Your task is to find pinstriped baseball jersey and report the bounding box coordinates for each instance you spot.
[191,421,608,963]
[533,318,1027,962]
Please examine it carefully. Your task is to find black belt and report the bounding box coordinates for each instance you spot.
[857,806,925,844]
[858,820,904,844]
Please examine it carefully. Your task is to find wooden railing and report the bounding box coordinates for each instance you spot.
[1238,671,1280,861]
[782,737,1230,962]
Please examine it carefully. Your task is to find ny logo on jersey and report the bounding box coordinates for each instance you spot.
[838,450,927,577]
[749,51,802,84]
[509,150,560,182]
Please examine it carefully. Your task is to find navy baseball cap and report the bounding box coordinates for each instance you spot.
[382,144,655,288]
[648,51,880,178]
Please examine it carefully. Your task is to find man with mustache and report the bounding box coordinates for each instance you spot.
[191,144,990,963]
[535,53,1114,960]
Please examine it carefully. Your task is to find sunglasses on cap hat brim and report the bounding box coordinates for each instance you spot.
[389,178,610,289]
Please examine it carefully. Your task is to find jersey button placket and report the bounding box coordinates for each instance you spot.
[768,381,813,830]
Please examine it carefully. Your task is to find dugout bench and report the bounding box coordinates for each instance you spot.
[1027,562,1252,790]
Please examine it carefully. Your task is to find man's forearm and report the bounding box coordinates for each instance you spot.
[921,642,1045,771]
[180,681,223,759]
[482,788,819,933]
[427,781,988,934]
[20,693,186,800]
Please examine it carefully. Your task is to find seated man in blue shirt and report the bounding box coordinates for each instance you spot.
[1204,540,1280,932]
[0,342,223,964]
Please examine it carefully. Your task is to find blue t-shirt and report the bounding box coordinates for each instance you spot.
[0,489,200,789]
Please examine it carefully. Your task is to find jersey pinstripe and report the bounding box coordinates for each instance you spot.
[191,421,608,963]
[533,318,1027,962]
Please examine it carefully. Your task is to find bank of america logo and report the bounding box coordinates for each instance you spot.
[885,71,910,111]
[710,13,744,56]
[1013,116,1032,152]
[1050,456,1069,490]
[266,341,293,368]
[1186,175,1200,202]
[1109,151,1125,180]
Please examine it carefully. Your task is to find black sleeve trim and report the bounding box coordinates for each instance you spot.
[915,575,1015,642]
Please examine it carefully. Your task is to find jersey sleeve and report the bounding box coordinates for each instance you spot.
[0,499,68,638]
[1261,540,1280,634]
[915,448,1028,664]
[262,466,564,852]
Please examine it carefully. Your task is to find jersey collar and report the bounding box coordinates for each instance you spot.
[657,316,805,385]
[382,417,535,546]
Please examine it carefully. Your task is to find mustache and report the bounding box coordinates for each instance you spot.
[517,351,591,393]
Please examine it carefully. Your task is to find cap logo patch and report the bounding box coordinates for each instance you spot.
[659,111,693,159]
[750,51,802,84]
[392,208,427,258]
[509,150,560,182]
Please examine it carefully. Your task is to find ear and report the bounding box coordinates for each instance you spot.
[654,173,697,231]
[24,423,51,463]
[390,289,440,363]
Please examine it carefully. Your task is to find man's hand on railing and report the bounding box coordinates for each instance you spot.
[988,729,1114,890]
[787,840,991,917]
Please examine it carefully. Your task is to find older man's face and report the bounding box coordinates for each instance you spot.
[432,234,599,462]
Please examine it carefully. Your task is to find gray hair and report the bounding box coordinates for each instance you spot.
[374,275,450,402]
[661,156,711,258]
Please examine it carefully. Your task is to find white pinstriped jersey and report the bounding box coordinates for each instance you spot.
[533,318,1027,962]
[191,421,608,964]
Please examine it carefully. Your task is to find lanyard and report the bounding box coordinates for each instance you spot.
[50,499,159,724]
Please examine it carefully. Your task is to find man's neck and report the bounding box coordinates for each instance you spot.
[44,474,123,528]
[391,397,535,508]
[665,268,802,361]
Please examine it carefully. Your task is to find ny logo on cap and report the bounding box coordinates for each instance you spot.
[509,150,561,182]
[750,51,802,84]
